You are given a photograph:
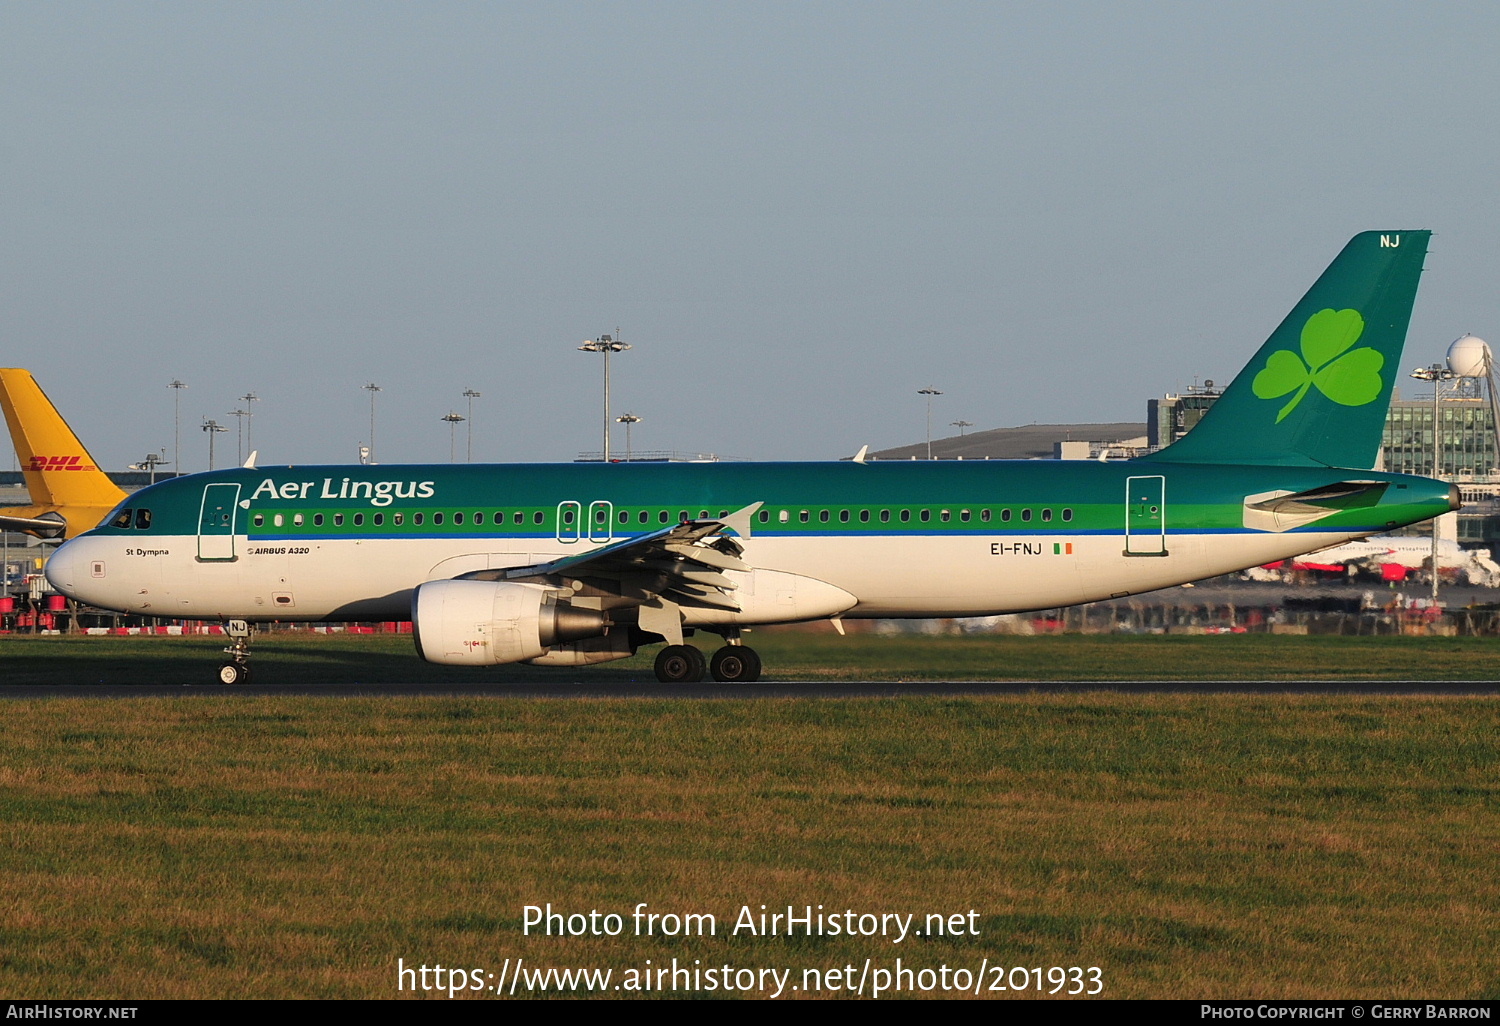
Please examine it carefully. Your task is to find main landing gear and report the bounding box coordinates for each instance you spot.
[218,619,253,685]
[653,640,763,683]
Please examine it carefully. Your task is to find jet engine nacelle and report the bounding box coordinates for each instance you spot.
[412,579,610,666]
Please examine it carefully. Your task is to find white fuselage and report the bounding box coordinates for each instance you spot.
[48,526,1362,624]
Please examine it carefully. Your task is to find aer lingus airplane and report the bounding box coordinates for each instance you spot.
[46,230,1457,684]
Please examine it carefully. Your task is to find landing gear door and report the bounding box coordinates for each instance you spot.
[198,483,241,562]
[1125,475,1167,556]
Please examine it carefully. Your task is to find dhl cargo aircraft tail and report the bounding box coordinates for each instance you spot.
[0,368,126,539]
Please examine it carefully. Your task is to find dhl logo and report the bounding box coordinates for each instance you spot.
[27,455,96,472]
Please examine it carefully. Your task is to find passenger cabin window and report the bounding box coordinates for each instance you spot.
[313,514,325,527]
[414,512,424,525]
[454,512,465,525]
[392,513,402,526]
[252,514,264,528]
[434,512,444,525]
[1062,508,1074,522]
[919,509,931,523]
[334,513,345,527]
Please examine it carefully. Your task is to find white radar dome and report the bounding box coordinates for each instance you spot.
[1446,334,1491,378]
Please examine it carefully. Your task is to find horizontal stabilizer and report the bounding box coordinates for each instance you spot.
[0,512,66,538]
[1243,481,1389,533]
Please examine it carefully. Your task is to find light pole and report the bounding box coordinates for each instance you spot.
[228,408,249,465]
[201,419,227,470]
[918,387,943,459]
[131,452,168,485]
[951,419,973,437]
[462,389,481,462]
[441,412,465,463]
[239,392,259,456]
[363,383,381,464]
[168,379,187,474]
[578,331,630,461]
[1411,362,1457,602]
[616,413,641,462]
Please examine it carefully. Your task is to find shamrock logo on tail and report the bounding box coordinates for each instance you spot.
[1252,308,1384,423]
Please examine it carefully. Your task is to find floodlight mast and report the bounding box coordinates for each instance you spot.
[168,380,187,474]
[616,412,641,462]
[918,388,943,460]
[462,389,482,462]
[201,419,228,470]
[363,383,381,464]
[1411,361,1457,603]
[441,411,466,463]
[578,331,630,461]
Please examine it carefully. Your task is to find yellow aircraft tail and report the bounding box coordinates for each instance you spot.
[0,368,126,538]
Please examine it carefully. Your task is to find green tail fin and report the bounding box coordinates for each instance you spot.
[1143,230,1430,468]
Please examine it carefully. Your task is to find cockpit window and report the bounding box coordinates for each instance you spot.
[134,509,152,530]
[110,508,133,529]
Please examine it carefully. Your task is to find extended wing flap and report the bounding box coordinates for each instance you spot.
[491,502,763,615]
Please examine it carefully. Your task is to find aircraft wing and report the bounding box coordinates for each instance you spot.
[455,502,763,640]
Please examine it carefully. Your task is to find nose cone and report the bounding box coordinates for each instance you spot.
[45,538,80,595]
[45,535,100,600]
[1449,483,1463,512]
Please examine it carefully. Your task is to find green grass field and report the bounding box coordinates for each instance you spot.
[4,628,1500,684]
[0,633,1496,999]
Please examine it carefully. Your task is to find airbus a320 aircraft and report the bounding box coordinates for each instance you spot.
[46,231,1457,684]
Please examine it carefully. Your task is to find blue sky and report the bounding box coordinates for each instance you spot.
[4,2,1498,471]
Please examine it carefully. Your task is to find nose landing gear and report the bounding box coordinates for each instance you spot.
[218,619,253,684]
